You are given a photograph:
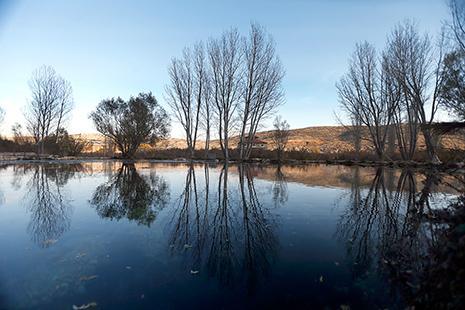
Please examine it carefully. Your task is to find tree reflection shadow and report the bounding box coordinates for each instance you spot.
[90,163,169,226]
[337,167,465,307]
[271,166,288,207]
[22,164,84,248]
[0,165,9,206]
[168,164,279,294]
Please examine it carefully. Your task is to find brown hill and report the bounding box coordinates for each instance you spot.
[208,126,465,153]
[78,125,465,154]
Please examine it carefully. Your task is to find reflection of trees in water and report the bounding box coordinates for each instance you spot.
[0,164,8,205]
[271,166,288,207]
[337,167,465,307]
[23,164,84,247]
[338,168,437,276]
[90,164,169,226]
[238,165,278,293]
[168,164,279,294]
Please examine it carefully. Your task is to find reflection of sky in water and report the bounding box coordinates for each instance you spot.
[0,163,462,309]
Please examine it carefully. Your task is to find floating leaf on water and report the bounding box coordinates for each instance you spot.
[55,283,69,290]
[79,275,98,282]
[190,270,199,275]
[406,281,419,289]
[72,302,97,310]
[75,252,87,259]
[43,239,58,246]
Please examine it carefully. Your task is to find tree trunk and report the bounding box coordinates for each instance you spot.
[422,128,441,164]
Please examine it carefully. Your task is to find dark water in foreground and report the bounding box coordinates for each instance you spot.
[0,162,463,309]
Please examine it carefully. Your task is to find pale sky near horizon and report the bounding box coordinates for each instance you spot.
[0,0,450,138]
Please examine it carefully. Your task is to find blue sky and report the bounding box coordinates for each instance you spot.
[0,0,449,137]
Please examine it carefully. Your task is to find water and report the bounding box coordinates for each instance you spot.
[0,162,462,309]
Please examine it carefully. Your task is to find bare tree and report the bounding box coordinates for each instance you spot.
[382,47,419,161]
[200,72,213,158]
[0,106,4,134]
[24,65,73,154]
[238,24,285,160]
[385,22,445,163]
[166,45,204,159]
[0,106,4,121]
[208,29,244,161]
[334,111,363,160]
[349,116,363,160]
[11,123,27,145]
[337,42,399,160]
[450,0,465,53]
[193,43,211,159]
[272,115,290,163]
[90,92,170,158]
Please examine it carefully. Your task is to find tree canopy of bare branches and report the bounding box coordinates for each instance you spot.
[167,24,284,161]
[0,105,4,131]
[90,92,170,158]
[450,0,465,53]
[385,22,444,163]
[24,65,73,154]
[166,44,207,159]
[238,24,284,160]
[338,21,447,163]
[337,42,399,160]
[208,29,244,161]
[272,115,290,163]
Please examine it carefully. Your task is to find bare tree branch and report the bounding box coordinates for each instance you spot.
[24,65,73,154]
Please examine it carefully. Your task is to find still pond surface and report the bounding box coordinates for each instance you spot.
[0,162,462,309]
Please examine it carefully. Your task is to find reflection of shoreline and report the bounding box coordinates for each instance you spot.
[4,161,462,193]
[230,164,464,194]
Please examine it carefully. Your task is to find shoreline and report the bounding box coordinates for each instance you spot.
[0,156,464,172]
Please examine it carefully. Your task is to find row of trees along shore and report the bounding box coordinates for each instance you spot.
[1,24,283,160]
[337,0,465,164]
[1,0,463,161]
[165,23,284,161]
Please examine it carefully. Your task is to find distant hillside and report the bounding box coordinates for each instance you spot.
[210,126,465,153]
[76,125,465,154]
